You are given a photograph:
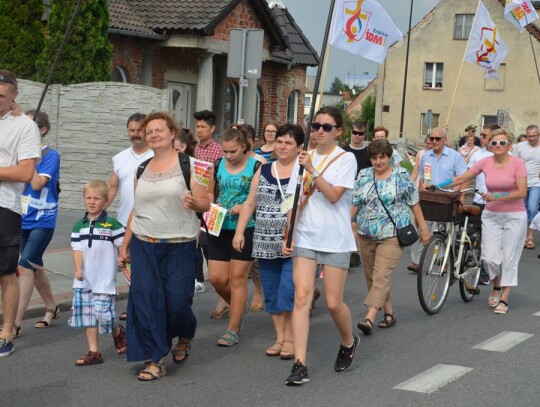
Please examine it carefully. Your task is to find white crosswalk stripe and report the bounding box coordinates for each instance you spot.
[472,331,534,352]
[393,364,473,394]
[533,311,540,316]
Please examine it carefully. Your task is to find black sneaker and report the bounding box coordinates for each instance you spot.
[285,360,309,386]
[334,334,360,372]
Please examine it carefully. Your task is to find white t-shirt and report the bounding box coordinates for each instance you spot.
[513,142,540,187]
[112,147,154,225]
[468,147,493,204]
[286,147,357,253]
[0,112,41,214]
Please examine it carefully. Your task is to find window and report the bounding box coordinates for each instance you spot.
[482,115,498,126]
[287,90,299,123]
[305,95,312,108]
[454,14,474,40]
[223,84,238,129]
[419,112,440,137]
[113,66,130,83]
[484,63,506,91]
[424,63,443,89]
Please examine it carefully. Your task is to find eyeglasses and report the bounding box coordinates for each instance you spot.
[351,130,366,136]
[0,74,16,88]
[490,140,510,147]
[312,122,337,132]
[265,129,277,133]
[429,136,445,142]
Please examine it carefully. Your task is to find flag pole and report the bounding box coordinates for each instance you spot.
[446,0,481,127]
[34,0,84,118]
[286,0,337,248]
[318,44,332,112]
[524,11,540,88]
[398,0,414,139]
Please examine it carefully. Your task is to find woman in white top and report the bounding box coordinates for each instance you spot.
[282,106,359,386]
[118,112,210,381]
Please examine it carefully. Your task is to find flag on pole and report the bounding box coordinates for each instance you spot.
[329,0,403,64]
[465,1,509,79]
[504,0,538,32]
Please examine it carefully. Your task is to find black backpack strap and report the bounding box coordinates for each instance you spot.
[136,157,153,180]
[253,159,262,173]
[178,152,191,191]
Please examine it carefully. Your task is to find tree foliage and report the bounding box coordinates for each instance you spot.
[329,76,344,95]
[37,0,112,84]
[360,94,376,138]
[0,1,45,79]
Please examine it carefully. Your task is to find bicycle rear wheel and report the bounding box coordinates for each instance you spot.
[459,230,482,302]
[417,234,452,315]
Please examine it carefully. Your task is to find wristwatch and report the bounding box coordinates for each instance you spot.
[312,169,320,179]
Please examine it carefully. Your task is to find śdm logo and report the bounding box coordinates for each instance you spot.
[476,26,500,66]
[344,0,369,42]
[342,0,386,46]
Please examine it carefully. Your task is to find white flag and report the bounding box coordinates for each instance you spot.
[465,1,509,79]
[329,0,403,64]
[504,0,538,32]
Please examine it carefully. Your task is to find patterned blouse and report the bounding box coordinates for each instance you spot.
[252,163,290,259]
[352,167,419,240]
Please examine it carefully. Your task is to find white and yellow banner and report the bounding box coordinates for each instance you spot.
[329,0,402,64]
[465,1,509,79]
[504,0,538,32]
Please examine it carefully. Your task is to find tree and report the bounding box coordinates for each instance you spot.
[0,1,45,79]
[329,76,344,95]
[37,0,112,84]
[360,95,376,138]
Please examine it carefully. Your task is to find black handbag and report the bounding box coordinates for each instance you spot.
[372,170,419,247]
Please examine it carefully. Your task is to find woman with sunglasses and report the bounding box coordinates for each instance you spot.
[282,106,359,386]
[439,129,527,315]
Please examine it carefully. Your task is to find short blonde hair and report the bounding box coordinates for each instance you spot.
[488,129,514,144]
[83,180,108,199]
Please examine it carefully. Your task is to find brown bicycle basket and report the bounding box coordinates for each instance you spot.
[419,190,461,222]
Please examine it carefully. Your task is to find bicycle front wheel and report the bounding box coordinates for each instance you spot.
[417,234,452,315]
[459,231,482,302]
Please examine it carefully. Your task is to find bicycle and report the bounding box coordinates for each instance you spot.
[417,186,483,315]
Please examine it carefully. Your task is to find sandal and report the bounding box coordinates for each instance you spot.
[75,351,103,366]
[0,325,20,339]
[378,313,397,328]
[138,360,167,381]
[494,300,508,314]
[209,305,230,319]
[216,329,239,347]
[488,286,502,308]
[172,338,192,363]
[34,305,61,329]
[119,312,127,321]
[112,324,127,354]
[357,318,374,335]
[266,341,283,357]
[526,239,535,249]
[280,339,295,360]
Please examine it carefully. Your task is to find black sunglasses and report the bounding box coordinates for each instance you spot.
[429,136,445,142]
[312,122,337,132]
[0,74,16,88]
[352,130,366,136]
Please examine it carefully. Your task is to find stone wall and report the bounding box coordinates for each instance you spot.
[16,80,170,210]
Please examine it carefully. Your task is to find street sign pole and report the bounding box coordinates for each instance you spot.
[237,29,248,124]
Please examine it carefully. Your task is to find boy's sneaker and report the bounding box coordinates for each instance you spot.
[0,337,14,357]
[285,360,309,386]
[334,333,360,372]
[194,280,206,294]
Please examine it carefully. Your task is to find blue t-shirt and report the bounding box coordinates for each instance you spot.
[21,146,60,229]
[216,156,258,230]
[253,146,274,161]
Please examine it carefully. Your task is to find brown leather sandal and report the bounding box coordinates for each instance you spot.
[172,338,192,363]
[112,324,127,354]
[75,351,103,366]
[138,360,166,381]
[280,339,295,360]
[266,341,283,357]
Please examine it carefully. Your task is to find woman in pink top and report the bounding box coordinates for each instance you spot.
[442,129,527,314]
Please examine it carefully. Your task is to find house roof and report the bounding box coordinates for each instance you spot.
[108,0,318,66]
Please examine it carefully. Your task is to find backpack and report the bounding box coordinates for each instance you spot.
[213,157,262,201]
[41,147,61,195]
[136,152,208,234]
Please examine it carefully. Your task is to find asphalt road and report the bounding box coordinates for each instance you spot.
[2,233,540,407]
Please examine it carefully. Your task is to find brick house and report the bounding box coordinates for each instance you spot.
[108,0,319,134]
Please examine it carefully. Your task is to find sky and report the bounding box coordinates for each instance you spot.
[276,0,442,89]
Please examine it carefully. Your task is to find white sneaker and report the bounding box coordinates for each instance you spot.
[194,281,206,294]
